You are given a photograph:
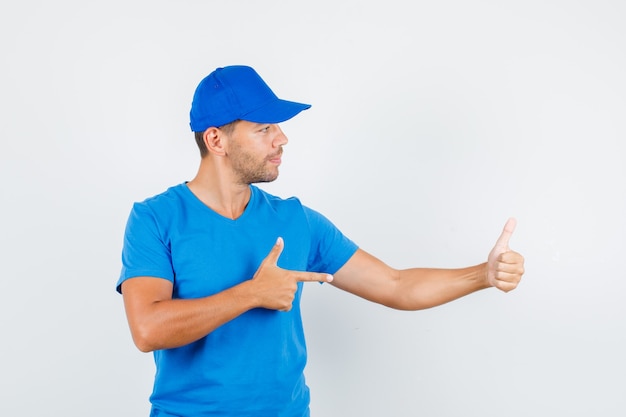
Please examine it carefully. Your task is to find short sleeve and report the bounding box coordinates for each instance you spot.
[303,206,358,275]
[116,202,175,293]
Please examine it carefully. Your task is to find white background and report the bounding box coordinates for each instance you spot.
[1,1,625,416]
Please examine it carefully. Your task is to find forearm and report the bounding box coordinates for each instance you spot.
[333,250,492,311]
[124,279,259,352]
[392,263,490,310]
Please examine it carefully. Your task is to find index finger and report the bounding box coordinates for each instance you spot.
[495,217,517,249]
[295,271,334,283]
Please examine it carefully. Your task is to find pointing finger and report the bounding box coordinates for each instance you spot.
[295,271,334,283]
[494,217,517,250]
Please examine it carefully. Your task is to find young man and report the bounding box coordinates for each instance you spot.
[117,65,525,417]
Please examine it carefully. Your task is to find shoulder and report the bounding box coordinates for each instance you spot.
[135,183,187,208]
[251,185,306,213]
[254,188,343,235]
[125,183,191,230]
[130,183,190,216]
[250,186,334,223]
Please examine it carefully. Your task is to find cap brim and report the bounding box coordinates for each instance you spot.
[240,99,311,124]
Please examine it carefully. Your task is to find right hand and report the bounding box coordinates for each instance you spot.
[251,237,333,311]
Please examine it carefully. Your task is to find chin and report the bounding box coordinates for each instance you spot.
[262,169,280,183]
[257,176,279,184]
[249,172,279,184]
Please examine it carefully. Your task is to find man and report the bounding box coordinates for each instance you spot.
[117,65,525,417]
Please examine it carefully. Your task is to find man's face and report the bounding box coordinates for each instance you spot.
[225,121,288,184]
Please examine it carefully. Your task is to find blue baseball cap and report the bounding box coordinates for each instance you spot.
[189,65,311,132]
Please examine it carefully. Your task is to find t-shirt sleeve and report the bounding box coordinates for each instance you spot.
[116,202,175,293]
[303,206,358,275]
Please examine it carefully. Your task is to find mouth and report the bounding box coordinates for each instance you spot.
[268,150,283,165]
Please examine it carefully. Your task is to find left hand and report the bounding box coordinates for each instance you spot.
[487,218,525,292]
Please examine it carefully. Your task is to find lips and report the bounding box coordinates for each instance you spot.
[268,149,283,164]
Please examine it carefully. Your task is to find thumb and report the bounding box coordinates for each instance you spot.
[264,236,285,265]
[494,217,517,251]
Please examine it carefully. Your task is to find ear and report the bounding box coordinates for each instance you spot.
[203,127,226,156]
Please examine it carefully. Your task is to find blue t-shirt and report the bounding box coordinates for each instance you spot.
[117,184,358,417]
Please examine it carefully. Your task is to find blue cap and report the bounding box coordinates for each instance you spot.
[189,65,311,132]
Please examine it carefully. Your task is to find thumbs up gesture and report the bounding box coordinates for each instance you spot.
[487,218,525,292]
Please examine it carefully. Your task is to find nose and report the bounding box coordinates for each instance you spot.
[273,125,288,147]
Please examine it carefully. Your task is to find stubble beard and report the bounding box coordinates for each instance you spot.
[231,146,282,185]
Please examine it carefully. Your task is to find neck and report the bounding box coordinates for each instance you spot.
[186,158,251,220]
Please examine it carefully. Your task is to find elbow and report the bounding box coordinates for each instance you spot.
[386,287,446,311]
[384,269,450,311]
[382,298,433,311]
[389,293,454,311]
[383,284,438,311]
[381,272,431,311]
[130,323,161,353]
[134,339,156,353]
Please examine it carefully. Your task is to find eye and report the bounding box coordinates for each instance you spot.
[259,125,271,133]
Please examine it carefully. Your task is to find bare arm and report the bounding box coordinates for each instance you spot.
[331,218,525,310]
[121,237,332,352]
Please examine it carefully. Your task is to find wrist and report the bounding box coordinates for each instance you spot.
[231,279,262,310]
[478,262,492,289]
